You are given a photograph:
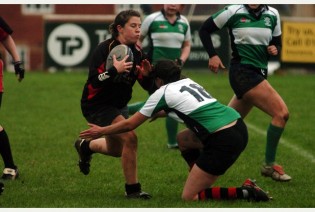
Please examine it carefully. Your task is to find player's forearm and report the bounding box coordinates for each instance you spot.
[101,112,148,136]
[180,41,191,63]
[101,120,134,135]
[2,36,20,62]
[199,17,219,58]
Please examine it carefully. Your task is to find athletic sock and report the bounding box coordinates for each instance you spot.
[0,129,16,169]
[80,139,94,155]
[198,187,245,200]
[125,182,141,195]
[128,102,145,115]
[181,149,200,170]
[166,117,178,146]
[265,124,284,165]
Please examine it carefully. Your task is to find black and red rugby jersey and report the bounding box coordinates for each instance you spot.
[81,38,154,114]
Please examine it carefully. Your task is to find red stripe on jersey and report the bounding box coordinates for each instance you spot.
[87,63,104,99]
[87,84,101,100]
[97,62,105,74]
[212,187,221,199]
[228,187,237,199]
[135,42,142,52]
[0,28,9,41]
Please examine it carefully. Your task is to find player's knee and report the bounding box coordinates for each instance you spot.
[123,131,138,149]
[0,125,3,131]
[181,192,195,201]
[276,109,289,124]
[283,110,289,122]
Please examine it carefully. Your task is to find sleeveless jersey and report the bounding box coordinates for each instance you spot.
[212,5,281,69]
[141,10,191,63]
[140,78,240,139]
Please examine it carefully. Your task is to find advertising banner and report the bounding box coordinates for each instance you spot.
[281,21,315,63]
[44,21,230,70]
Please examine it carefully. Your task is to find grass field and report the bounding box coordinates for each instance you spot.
[0,69,314,208]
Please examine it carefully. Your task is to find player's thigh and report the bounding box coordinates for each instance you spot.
[228,94,253,118]
[244,80,288,117]
[177,129,203,150]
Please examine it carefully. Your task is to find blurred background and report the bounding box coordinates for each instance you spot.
[0,4,314,72]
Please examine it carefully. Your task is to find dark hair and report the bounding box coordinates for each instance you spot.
[109,10,141,38]
[152,59,182,84]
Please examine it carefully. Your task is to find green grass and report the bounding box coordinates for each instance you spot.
[0,70,314,208]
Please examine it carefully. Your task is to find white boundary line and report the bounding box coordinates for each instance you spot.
[246,122,315,164]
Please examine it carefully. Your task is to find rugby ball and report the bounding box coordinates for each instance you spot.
[106,44,134,70]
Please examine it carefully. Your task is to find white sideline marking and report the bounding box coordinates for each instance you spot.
[246,122,315,164]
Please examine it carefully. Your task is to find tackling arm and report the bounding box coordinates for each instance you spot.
[80,112,149,140]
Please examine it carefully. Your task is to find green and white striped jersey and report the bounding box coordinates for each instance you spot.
[141,10,191,63]
[212,5,281,69]
[139,78,240,138]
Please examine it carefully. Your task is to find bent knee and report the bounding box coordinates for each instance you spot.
[181,193,197,201]
[125,131,137,142]
[284,111,289,122]
[275,110,289,125]
[122,131,138,148]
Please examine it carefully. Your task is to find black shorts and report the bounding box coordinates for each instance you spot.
[229,63,268,99]
[82,105,129,127]
[196,118,248,176]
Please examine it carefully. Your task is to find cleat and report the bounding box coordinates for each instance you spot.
[241,178,272,202]
[261,164,291,182]
[0,182,4,195]
[167,143,179,149]
[74,139,92,175]
[125,191,152,200]
[2,168,19,180]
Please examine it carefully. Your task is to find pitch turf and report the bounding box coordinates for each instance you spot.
[0,69,314,208]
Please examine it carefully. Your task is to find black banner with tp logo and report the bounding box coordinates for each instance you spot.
[44,21,230,70]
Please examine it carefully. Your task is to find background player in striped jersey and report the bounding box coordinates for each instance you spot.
[80,59,271,202]
[0,16,24,180]
[199,4,290,181]
[128,4,191,149]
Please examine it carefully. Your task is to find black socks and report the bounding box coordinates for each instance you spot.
[125,183,141,195]
[0,129,16,168]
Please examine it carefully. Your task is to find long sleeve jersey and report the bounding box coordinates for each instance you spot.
[199,4,282,69]
[81,38,154,114]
